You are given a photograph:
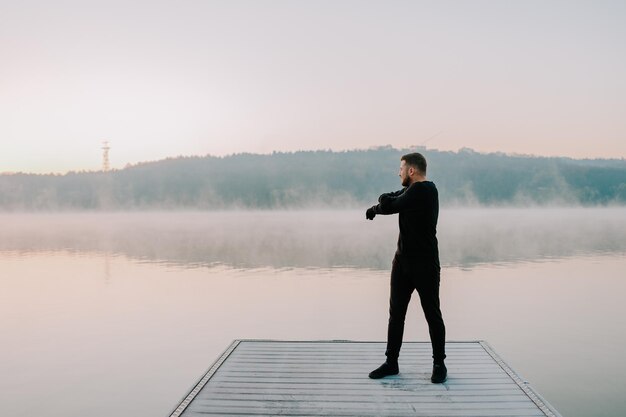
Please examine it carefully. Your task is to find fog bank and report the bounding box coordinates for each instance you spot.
[1,208,625,269]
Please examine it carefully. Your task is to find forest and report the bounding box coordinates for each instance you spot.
[1,147,625,210]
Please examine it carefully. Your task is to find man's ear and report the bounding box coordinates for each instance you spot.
[408,166,415,177]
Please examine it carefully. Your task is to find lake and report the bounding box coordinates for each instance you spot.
[1,208,625,417]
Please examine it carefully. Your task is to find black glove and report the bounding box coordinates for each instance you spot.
[366,206,376,220]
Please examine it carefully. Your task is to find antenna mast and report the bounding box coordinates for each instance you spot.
[101,141,110,172]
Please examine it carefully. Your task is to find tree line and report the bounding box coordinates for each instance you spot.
[1,146,625,210]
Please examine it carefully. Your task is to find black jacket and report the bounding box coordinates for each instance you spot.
[371,181,440,267]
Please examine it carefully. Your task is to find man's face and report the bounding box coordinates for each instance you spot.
[399,160,412,187]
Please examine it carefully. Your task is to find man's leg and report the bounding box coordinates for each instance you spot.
[415,267,447,383]
[416,270,446,364]
[370,258,413,379]
[385,257,414,363]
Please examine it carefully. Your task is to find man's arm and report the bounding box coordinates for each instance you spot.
[372,183,421,215]
[378,189,405,203]
[366,188,406,220]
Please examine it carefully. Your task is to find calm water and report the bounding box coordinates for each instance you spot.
[1,209,626,417]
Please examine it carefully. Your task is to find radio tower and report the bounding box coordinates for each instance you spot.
[101,141,111,172]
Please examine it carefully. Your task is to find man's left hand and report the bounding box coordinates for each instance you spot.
[366,207,376,220]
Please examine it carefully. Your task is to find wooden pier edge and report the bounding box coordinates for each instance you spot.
[167,340,241,417]
[479,341,563,417]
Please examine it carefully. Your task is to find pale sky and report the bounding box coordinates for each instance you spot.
[1,0,625,174]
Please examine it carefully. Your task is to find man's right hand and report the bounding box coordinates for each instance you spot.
[366,207,376,220]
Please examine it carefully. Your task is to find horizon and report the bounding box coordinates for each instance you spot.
[2,145,626,176]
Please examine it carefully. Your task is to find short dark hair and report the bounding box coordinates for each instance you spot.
[401,152,427,175]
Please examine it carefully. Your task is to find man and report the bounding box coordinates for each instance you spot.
[365,152,447,383]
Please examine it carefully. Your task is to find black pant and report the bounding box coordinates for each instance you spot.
[385,256,446,363]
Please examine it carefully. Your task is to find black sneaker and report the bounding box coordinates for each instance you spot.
[431,363,447,383]
[368,361,399,379]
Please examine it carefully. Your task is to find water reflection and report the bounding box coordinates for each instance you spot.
[1,209,625,269]
[1,251,625,417]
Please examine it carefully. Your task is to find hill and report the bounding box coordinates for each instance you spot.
[1,147,625,210]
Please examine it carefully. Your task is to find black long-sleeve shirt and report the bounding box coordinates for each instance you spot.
[372,180,440,267]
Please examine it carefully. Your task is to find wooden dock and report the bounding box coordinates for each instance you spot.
[168,340,562,417]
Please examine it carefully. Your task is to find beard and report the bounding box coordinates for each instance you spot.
[401,176,411,187]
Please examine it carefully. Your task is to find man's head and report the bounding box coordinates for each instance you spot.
[399,153,427,187]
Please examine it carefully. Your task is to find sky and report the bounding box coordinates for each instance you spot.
[1,0,625,174]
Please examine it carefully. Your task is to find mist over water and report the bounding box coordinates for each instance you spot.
[1,208,625,268]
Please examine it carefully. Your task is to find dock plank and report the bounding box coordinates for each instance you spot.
[169,340,562,417]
